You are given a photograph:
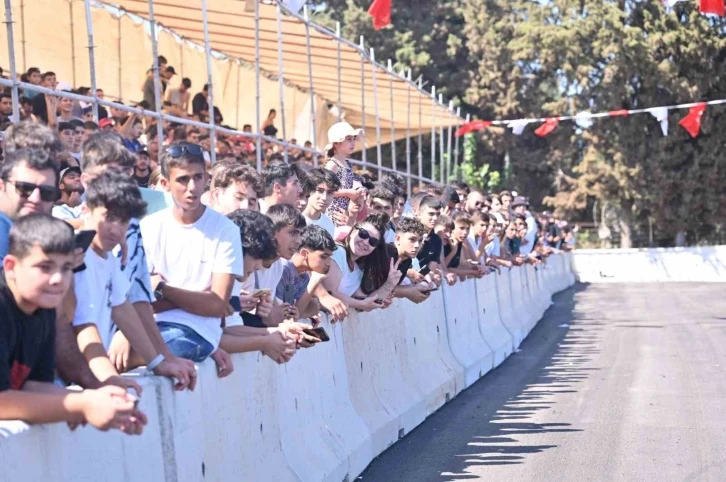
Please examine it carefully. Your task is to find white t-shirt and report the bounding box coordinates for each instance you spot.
[467,234,486,263]
[486,236,501,257]
[304,212,335,238]
[73,249,131,350]
[52,204,82,220]
[519,212,537,256]
[140,207,243,349]
[255,258,285,301]
[331,245,363,297]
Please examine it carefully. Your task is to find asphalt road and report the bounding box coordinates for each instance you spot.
[360,283,726,482]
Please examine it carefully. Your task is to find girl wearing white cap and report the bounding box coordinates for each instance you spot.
[324,122,366,226]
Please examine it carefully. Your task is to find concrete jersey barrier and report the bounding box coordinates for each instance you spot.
[0,253,577,482]
[573,246,726,283]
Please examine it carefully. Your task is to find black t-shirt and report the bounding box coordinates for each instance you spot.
[192,92,209,115]
[0,271,56,391]
[416,231,442,276]
[387,244,413,285]
[444,242,463,268]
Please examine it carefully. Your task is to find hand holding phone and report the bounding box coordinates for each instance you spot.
[302,326,330,342]
[74,230,97,253]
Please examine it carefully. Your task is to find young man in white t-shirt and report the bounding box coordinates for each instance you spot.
[367,185,397,243]
[55,132,197,391]
[141,142,243,378]
[300,167,339,238]
[73,169,194,392]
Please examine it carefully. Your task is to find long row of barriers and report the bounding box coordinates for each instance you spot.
[573,246,726,283]
[0,254,576,482]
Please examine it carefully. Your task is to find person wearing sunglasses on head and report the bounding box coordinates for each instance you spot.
[0,148,61,258]
[322,212,402,313]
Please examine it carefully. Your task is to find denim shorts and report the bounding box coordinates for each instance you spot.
[157,322,215,362]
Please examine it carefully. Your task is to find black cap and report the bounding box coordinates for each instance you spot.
[166,66,177,75]
[60,166,81,179]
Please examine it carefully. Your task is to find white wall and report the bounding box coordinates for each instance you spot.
[573,246,726,283]
[0,253,576,482]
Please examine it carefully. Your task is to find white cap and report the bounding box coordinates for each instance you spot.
[325,122,364,151]
[56,81,72,92]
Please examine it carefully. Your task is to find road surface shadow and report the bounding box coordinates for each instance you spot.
[360,283,595,482]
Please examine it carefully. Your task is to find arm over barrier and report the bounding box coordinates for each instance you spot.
[0,253,576,482]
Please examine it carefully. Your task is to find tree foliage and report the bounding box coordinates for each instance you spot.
[310,0,726,247]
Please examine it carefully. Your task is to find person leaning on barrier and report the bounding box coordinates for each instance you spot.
[322,212,401,312]
[0,214,147,435]
[219,209,298,365]
[300,167,340,238]
[259,162,303,214]
[140,142,242,378]
[388,217,432,304]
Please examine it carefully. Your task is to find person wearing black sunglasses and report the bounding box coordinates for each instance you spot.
[0,148,60,258]
[322,212,402,313]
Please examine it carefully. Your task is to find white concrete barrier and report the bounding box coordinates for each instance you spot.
[494,269,525,347]
[442,281,494,387]
[0,254,576,482]
[474,274,515,367]
[573,246,726,283]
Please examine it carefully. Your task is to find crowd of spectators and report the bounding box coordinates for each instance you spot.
[0,60,575,435]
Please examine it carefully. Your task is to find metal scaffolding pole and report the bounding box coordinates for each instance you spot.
[453,107,462,181]
[336,22,342,122]
[69,1,77,88]
[371,48,382,178]
[255,1,262,170]
[388,59,396,175]
[417,77,423,189]
[304,6,318,166]
[19,0,25,71]
[179,38,185,78]
[276,4,288,163]
[405,69,412,197]
[446,101,454,184]
[431,87,437,184]
[3,0,20,121]
[439,94,445,184]
[237,62,242,130]
[360,35,367,169]
[83,0,100,122]
[117,14,122,100]
[146,0,164,162]
[201,0,216,164]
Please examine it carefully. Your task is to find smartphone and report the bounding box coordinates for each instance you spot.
[469,260,480,265]
[282,284,295,305]
[127,387,141,409]
[303,326,330,342]
[74,230,96,253]
[421,287,440,294]
[373,298,384,305]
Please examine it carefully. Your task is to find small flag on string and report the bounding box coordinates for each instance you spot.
[455,120,492,137]
[608,109,630,117]
[508,119,531,135]
[679,103,707,137]
[534,117,559,137]
[700,0,725,15]
[368,0,392,30]
[647,107,669,136]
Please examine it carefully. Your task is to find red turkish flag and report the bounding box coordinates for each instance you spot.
[678,103,707,138]
[368,0,392,30]
[534,117,559,137]
[700,0,725,15]
[455,120,492,137]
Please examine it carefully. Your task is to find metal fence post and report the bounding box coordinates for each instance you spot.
[82,0,100,122]
[388,59,396,175]
[201,0,216,164]
[454,107,461,181]
[360,35,367,169]
[417,77,423,190]
[146,0,164,163]
[304,6,318,166]
[3,0,20,121]
[431,86,436,184]
[405,69,412,197]
[336,22,342,123]
[371,48,382,179]
[276,3,288,163]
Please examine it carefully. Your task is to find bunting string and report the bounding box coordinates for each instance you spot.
[455,98,726,138]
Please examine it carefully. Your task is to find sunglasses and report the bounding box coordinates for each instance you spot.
[6,180,61,202]
[356,227,380,248]
[165,143,204,159]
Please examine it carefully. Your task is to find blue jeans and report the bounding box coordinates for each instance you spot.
[157,322,214,362]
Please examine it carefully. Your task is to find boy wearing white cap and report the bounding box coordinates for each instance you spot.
[323,122,365,227]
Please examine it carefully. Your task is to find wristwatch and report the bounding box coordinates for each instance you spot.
[154,281,167,301]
